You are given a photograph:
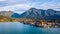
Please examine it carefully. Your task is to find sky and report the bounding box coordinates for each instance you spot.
[0,0,60,14]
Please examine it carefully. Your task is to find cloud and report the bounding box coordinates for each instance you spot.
[0,0,60,14]
[0,0,35,7]
[0,4,31,12]
[29,0,60,11]
[34,3,60,10]
[0,0,6,1]
[42,4,60,9]
[4,0,33,5]
[0,4,32,14]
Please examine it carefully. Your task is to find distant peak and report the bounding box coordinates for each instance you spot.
[29,8,37,10]
[47,9,54,11]
[0,11,13,12]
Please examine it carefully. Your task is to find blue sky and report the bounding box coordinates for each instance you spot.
[0,0,60,14]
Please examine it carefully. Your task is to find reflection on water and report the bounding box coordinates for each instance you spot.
[0,22,60,34]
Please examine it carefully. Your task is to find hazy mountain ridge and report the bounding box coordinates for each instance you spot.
[0,11,14,17]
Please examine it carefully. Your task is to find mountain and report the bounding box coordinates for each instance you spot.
[11,8,60,20]
[11,13,20,18]
[0,11,14,17]
[19,8,60,20]
[44,9,60,19]
[19,8,45,19]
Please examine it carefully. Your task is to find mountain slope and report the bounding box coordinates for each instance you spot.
[11,13,20,18]
[19,8,60,19]
[19,8,46,19]
[11,8,60,20]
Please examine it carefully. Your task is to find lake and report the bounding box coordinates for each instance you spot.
[0,22,60,34]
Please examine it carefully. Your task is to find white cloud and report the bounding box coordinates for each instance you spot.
[0,4,32,14]
[0,4,31,11]
[0,0,6,1]
[5,0,32,5]
[35,3,60,10]
[0,0,60,13]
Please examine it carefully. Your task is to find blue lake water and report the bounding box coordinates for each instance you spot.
[0,22,60,34]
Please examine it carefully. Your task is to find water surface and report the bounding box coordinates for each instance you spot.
[0,22,60,34]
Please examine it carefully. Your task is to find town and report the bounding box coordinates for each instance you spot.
[18,18,60,28]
